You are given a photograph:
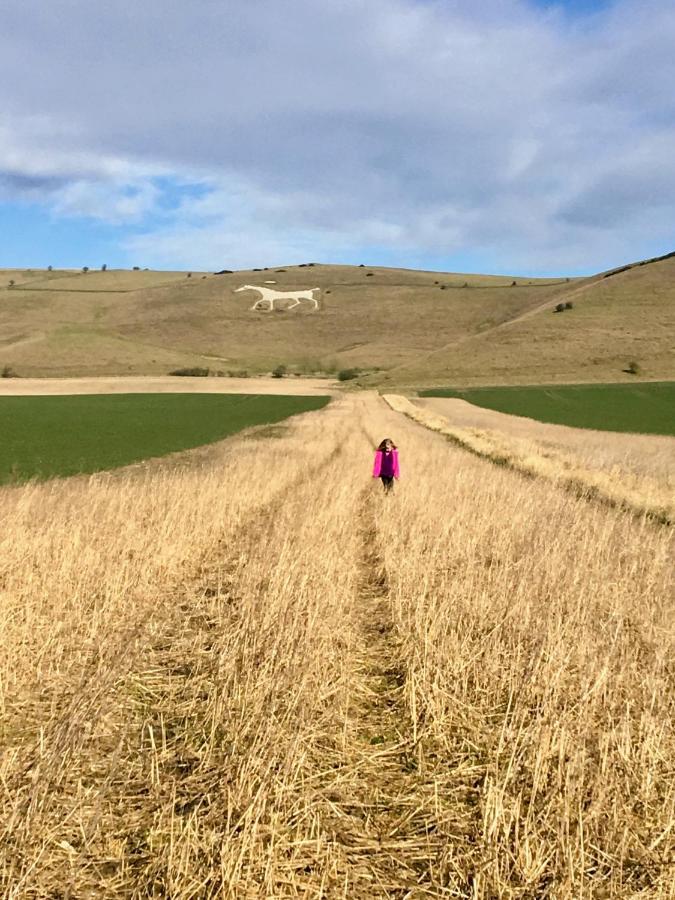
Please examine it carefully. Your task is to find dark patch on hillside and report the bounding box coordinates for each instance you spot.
[603,250,675,279]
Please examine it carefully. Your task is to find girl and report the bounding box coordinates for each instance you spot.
[372,438,399,491]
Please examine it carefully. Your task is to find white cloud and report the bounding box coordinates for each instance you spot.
[0,0,673,272]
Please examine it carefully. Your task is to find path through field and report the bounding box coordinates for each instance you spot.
[1,393,673,897]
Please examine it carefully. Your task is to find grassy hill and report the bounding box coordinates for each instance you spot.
[0,256,672,385]
[372,254,675,387]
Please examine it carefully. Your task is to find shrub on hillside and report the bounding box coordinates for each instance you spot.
[82,266,89,273]
[8,280,14,287]
[101,264,107,271]
[272,364,287,378]
[47,265,53,271]
[626,360,641,375]
[1,365,19,378]
[554,302,566,313]
[338,368,359,381]
[169,367,210,377]
[565,301,574,309]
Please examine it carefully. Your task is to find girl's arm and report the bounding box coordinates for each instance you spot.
[372,451,382,477]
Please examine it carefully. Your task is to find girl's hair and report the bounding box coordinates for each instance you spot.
[377,438,397,451]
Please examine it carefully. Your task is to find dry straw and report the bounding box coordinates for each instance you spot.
[0,392,672,896]
[385,393,675,525]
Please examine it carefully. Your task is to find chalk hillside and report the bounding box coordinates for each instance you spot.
[0,253,673,385]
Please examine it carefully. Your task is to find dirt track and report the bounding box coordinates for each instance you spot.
[0,375,337,396]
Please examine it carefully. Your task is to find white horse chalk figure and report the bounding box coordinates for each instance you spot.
[235,284,320,311]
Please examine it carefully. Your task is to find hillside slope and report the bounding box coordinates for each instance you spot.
[1,256,672,384]
[0,265,578,378]
[374,255,675,387]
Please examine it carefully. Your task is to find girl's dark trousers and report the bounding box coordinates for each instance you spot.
[380,476,394,492]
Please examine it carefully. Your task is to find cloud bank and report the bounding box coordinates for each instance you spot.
[1,0,673,273]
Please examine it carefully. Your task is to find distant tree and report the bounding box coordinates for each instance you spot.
[463,282,469,288]
[626,360,641,375]
[338,368,359,381]
[511,280,517,286]
[82,266,89,273]
[169,367,210,376]
[133,266,140,271]
[101,264,107,271]
[554,302,566,313]
[1,365,18,378]
[272,364,287,378]
[8,279,14,287]
[187,272,192,278]
[47,265,53,271]
[566,277,570,283]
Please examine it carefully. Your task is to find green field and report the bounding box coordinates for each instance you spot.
[419,382,675,435]
[0,393,329,483]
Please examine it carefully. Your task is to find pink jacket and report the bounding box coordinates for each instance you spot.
[372,449,400,478]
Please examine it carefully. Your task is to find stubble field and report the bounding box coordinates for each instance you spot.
[0,393,672,897]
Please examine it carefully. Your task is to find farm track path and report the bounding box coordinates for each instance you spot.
[324,487,447,897]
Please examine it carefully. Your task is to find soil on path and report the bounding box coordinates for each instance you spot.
[322,488,448,896]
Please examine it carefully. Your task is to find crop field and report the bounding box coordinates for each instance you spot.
[0,392,672,897]
[0,393,329,483]
[420,381,675,435]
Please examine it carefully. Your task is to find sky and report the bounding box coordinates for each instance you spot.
[0,0,673,276]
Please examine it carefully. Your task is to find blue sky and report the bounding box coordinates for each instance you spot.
[1,0,673,276]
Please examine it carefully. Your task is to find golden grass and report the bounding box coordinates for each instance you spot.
[418,397,675,484]
[0,375,336,397]
[386,394,675,524]
[1,393,673,896]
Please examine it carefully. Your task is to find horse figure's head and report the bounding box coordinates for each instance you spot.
[234,285,256,292]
